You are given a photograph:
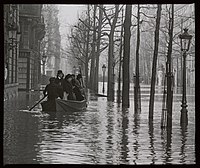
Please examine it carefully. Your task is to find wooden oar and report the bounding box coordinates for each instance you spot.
[29,95,47,111]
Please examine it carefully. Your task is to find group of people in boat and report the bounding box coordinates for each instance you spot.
[43,70,85,103]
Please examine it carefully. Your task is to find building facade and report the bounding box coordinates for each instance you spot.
[4,4,21,100]
[4,4,45,101]
[18,4,45,91]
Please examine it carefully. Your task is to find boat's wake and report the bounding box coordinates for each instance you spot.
[20,109,42,114]
[20,110,50,118]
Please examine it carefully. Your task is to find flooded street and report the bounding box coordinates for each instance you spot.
[3,84,195,164]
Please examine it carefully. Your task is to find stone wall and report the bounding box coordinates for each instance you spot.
[4,84,18,101]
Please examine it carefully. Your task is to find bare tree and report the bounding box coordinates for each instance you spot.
[149,4,162,120]
[122,4,132,108]
[94,4,103,93]
[166,4,174,128]
[101,5,120,101]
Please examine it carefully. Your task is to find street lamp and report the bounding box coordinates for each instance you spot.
[42,52,47,75]
[102,64,106,94]
[178,28,193,120]
[73,66,76,74]
[16,31,21,42]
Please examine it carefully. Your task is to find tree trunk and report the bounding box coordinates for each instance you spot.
[122,4,132,108]
[149,4,162,120]
[89,5,97,90]
[107,5,119,101]
[134,4,141,113]
[117,7,124,104]
[85,5,90,88]
[94,4,103,93]
[166,4,174,128]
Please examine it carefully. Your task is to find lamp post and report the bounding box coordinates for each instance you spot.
[73,66,76,74]
[178,28,192,122]
[102,64,106,94]
[42,52,47,75]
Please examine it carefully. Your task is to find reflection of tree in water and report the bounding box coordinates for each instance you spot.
[161,126,172,164]
[105,102,115,163]
[120,108,141,164]
[148,121,156,164]
[180,122,188,164]
[77,109,101,164]
[121,108,129,163]
[132,111,140,164]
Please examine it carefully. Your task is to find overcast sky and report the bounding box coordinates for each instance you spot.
[58,4,86,47]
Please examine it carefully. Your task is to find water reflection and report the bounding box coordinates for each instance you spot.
[105,102,115,164]
[4,90,195,164]
[180,122,188,164]
[148,121,156,164]
[121,108,129,163]
[4,95,40,164]
[132,110,140,164]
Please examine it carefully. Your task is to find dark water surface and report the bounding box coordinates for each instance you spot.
[3,88,195,164]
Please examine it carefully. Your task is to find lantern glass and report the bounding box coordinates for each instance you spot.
[42,54,47,62]
[102,64,106,72]
[16,32,21,42]
[73,66,76,74]
[75,67,79,75]
[179,28,192,51]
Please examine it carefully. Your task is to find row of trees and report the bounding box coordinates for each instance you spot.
[41,4,61,76]
[65,4,195,112]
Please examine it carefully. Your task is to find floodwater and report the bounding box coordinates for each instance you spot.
[3,84,195,164]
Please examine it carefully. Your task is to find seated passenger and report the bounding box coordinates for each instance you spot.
[71,75,84,101]
[71,74,82,88]
[76,74,83,88]
[76,74,85,95]
[73,84,85,101]
[64,74,76,100]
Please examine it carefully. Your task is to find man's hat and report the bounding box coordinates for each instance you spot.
[49,77,56,82]
[77,74,82,79]
[57,70,63,74]
[65,74,72,80]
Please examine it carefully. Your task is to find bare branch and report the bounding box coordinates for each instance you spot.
[140,11,156,19]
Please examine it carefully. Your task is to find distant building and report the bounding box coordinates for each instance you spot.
[42,4,61,77]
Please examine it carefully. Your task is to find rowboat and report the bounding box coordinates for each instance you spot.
[41,99,87,112]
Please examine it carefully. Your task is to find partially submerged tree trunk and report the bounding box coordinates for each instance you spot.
[149,4,162,120]
[85,5,90,88]
[107,5,119,101]
[122,4,132,108]
[89,5,97,90]
[166,4,174,128]
[117,7,124,104]
[134,4,141,113]
[94,4,103,93]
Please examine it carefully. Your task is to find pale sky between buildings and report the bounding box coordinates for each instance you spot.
[58,4,86,47]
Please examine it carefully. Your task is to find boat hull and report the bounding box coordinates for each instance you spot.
[41,100,56,112]
[56,99,87,112]
[41,99,87,112]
